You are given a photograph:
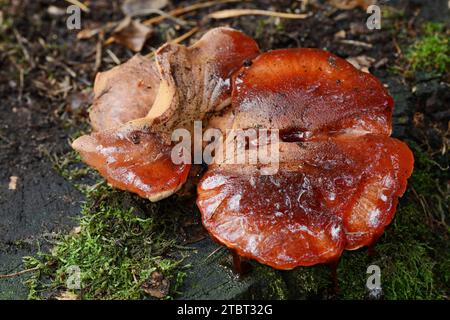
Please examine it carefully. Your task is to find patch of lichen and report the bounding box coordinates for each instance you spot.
[24,150,191,300]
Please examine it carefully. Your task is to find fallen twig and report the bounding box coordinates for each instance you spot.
[127,8,191,26]
[169,26,200,45]
[94,32,104,72]
[204,246,224,262]
[13,28,34,68]
[339,39,373,49]
[65,0,90,13]
[208,9,311,20]
[0,266,39,279]
[144,26,200,59]
[106,49,121,65]
[143,0,241,25]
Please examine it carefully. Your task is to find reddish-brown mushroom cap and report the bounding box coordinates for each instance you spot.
[197,49,414,269]
[343,136,414,249]
[198,135,413,269]
[72,127,191,201]
[231,49,393,137]
[72,27,260,201]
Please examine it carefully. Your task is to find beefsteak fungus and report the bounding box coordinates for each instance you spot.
[72,28,260,201]
[197,48,414,269]
[72,28,414,269]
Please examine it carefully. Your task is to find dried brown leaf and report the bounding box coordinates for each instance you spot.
[141,271,170,298]
[77,28,101,40]
[56,291,79,300]
[346,55,375,73]
[111,17,153,52]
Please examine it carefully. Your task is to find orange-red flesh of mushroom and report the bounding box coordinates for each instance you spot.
[197,48,414,269]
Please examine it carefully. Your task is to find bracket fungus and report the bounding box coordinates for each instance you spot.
[72,28,414,269]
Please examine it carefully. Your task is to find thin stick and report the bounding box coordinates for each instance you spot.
[106,49,121,65]
[94,32,104,72]
[65,0,90,13]
[129,8,191,26]
[0,266,40,279]
[208,9,311,20]
[204,246,223,261]
[339,39,373,49]
[169,26,199,45]
[143,0,241,26]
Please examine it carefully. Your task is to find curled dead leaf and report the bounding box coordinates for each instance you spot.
[413,112,425,128]
[111,17,153,52]
[346,55,375,73]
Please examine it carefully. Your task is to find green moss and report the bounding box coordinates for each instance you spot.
[409,142,449,226]
[368,202,440,299]
[337,251,370,300]
[376,241,437,299]
[338,205,434,300]
[50,150,92,183]
[287,265,334,299]
[24,151,190,300]
[382,6,405,20]
[405,22,450,75]
[254,18,284,46]
[251,265,289,300]
[337,204,446,300]
[370,143,448,299]
[254,19,268,42]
